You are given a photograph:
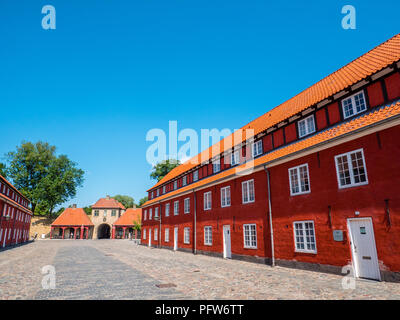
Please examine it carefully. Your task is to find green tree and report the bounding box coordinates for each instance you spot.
[150,159,180,182]
[0,163,7,178]
[4,141,84,216]
[83,206,92,215]
[112,195,135,209]
[137,196,148,207]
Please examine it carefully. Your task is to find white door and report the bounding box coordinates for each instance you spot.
[348,218,380,280]
[223,225,231,259]
[148,229,152,247]
[174,227,178,251]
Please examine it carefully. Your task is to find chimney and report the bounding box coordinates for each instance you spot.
[106,195,110,200]
[133,204,137,209]
[72,204,77,208]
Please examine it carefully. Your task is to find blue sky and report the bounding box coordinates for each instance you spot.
[0,0,399,208]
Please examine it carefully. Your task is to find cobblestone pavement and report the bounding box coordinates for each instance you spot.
[1,240,400,300]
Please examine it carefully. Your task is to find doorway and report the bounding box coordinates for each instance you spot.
[148,229,152,247]
[348,218,381,281]
[97,224,111,239]
[174,227,178,251]
[223,225,232,259]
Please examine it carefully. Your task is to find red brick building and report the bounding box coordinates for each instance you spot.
[141,34,400,282]
[0,175,32,248]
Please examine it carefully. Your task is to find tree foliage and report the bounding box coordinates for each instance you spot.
[0,163,7,178]
[112,195,135,209]
[150,159,180,182]
[137,196,148,207]
[4,141,84,217]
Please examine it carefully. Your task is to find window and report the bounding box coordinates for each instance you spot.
[174,201,179,215]
[165,228,169,242]
[155,207,159,218]
[204,191,212,210]
[252,140,263,157]
[204,226,212,245]
[174,180,178,190]
[143,229,147,240]
[231,150,240,166]
[243,224,257,249]
[149,208,152,220]
[156,189,159,197]
[94,210,99,217]
[342,91,367,119]
[182,176,187,186]
[213,159,221,173]
[144,210,147,220]
[165,203,170,217]
[289,164,311,195]
[184,198,190,214]
[163,185,166,194]
[293,221,317,253]
[221,186,231,207]
[111,209,116,216]
[103,210,107,217]
[242,179,255,204]
[298,115,316,138]
[193,170,198,182]
[184,227,190,244]
[335,149,368,188]
[154,228,158,241]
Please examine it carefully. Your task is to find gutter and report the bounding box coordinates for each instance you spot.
[264,165,275,267]
[193,189,197,255]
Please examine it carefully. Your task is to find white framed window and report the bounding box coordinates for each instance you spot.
[156,189,159,197]
[252,140,263,157]
[143,229,147,240]
[213,159,221,173]
[174,201,179,215]
[293,221,317,253]
[220,186,231,207]
[182,176,187,186]
[163,185,166,194]
[184,198,190,214]
[103,210,107,217]
[154,228,158,241]
[165,203,170,217]
[173,180,178,190]
[341,91,367,119]
[335,149,368,189]
[193,170,198,182]
[184,227,190,244]
[155,207,159,218]
[165,228,169,242]
[243,224,257,249]
[231,150,240,166]
[298,114,316,138]
[204,191,212,210]
[288,164,311,195]
[149,208,152,220]
[204,226,212,245]
[242,179,255,204]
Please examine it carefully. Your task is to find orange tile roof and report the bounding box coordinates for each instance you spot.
[149,33,400,192]
[143,100,400,207]
[51,208,94,226]
[0,174,31,202]
[92,197,126,209]
[113,208,142,226]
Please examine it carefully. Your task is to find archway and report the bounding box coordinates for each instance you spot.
[97,224,111,239]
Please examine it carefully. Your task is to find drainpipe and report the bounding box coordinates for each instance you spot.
[264,165,275,267]
[193,189,197,255]
[159,201,162,249]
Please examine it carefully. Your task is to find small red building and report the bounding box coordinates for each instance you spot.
[112,207,142,239]
[0,175,32,248]
[50,206,94,239]
[141,34,400,282]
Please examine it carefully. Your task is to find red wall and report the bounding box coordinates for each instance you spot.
[385,72,400,101]
[316,109,328,130]
[327,102,341,124]
[367,82,385,108]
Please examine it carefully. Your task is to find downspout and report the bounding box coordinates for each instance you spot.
[159,201,162,249]
[264,165,275,267]
[193,189,197,255]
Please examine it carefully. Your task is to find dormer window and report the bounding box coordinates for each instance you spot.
[182,176,187,186]
[213,159,221,173]
[173,180,178,190]
[162,185,166,194]
[193,170,198,182]
[231,150,240,166]
[251,140,263,157]
[156,189,159,197]
[298,115,316,138]
[342,91,367,119]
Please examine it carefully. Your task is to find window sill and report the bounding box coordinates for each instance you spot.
[338,181,368,189]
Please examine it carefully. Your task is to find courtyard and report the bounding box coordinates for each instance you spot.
[0,240,400,300]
